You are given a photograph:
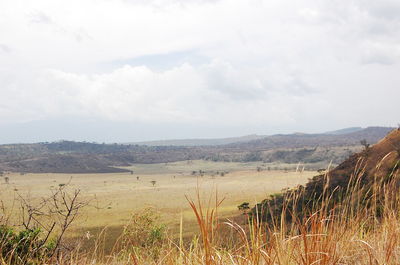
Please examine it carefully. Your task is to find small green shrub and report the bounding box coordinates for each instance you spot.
[121,208,166,247]
[0,225,55,264]
[118,208,167,261]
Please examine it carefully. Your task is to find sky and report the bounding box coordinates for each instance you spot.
[0,0,399,143]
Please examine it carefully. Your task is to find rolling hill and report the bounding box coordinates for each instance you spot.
[0,126,394,173]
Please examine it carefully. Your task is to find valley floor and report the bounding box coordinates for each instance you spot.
[0,160,316,251]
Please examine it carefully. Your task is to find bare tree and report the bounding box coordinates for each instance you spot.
[16,182,89,260]
[50,188,87,257]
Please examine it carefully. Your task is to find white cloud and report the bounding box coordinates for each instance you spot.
[0,0,399,141]
[0,60,323,126]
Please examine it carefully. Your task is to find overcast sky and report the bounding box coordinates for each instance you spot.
[0,0,399,143]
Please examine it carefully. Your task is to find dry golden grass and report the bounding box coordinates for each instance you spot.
[71,155,399,265]
[2,156,399,265]
[0,161,314,251]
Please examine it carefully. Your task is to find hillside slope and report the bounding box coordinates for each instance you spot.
[253,128,400,221]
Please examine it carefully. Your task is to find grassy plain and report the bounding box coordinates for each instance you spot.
[0,160,316,248]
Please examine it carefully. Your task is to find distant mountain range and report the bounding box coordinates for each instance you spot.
[130,134,266,146]
[132,127,385,147]
[0,126,395,173]
[323,127,363,135]
[226,127,393,150]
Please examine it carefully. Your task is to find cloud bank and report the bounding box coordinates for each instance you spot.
[0,0,399,142]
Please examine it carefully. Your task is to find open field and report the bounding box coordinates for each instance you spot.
[0,160,316,249]
[1,131,399,264]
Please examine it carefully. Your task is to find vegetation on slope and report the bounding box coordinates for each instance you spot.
[252,128,400,223]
